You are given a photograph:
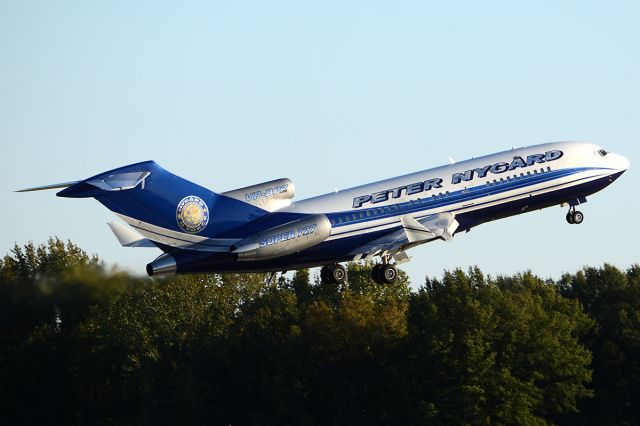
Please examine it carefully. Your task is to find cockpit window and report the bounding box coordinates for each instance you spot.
[596,149,608,157]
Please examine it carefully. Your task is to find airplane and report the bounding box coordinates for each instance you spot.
[18,141,629,284]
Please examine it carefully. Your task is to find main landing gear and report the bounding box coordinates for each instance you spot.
[320,259,401,285]
[372,263,398,284]
[370,254,399,284]
[321,263,347,285]
[566,207,584,225]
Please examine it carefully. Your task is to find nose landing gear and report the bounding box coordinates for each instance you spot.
[566,207,584,225]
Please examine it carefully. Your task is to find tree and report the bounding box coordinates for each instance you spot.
[403,268,593,424]
[0,239,632,424]
[76,272,269,424]
[290,268,313,305]
[0,238,145,425]
[559,264,640,424]
[300,279,410,425]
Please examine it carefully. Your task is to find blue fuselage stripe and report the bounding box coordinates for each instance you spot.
[325,167,605,233]
[328,168,606,238]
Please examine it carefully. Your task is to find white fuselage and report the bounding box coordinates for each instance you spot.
[286,142,629,245]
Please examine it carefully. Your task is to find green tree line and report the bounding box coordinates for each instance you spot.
[1,238,639,425]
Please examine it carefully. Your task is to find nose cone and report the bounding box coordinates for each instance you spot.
[608,153,630,173]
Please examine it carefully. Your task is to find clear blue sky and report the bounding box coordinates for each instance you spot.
[2,1,638,286]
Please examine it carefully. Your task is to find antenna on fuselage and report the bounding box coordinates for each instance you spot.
[447,156,456,165]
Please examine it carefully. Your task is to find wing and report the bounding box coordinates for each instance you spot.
[348,212,459,263]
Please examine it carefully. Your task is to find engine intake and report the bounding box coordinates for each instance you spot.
[222,178,295,212]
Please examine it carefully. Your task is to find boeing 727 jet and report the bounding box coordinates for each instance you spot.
[19,142,629,284]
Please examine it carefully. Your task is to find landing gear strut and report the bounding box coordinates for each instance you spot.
[566,206,584,225]
[321,263,347,284]
[372,255,399,284]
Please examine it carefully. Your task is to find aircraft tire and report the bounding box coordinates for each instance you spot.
[331,264,347,284]
[320,265,330,283]
[372,264,383,284]
[381,264,398,284]
[566,212,575,224]
[572,211,584,225]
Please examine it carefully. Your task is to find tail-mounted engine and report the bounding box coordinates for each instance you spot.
[231,214,331,261]
[222,178,295,212]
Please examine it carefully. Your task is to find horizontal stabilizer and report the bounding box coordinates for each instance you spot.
[16,181,79,193]
[108,221,157,248]
[17,170,150,194]
[59,166,153,198]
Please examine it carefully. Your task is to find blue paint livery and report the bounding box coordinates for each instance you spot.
[22,141,627,275]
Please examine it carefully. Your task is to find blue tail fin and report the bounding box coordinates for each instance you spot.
[57,161,267,237]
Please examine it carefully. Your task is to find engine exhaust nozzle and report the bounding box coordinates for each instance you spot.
[146,254,177,277]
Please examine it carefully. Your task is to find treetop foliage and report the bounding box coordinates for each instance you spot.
[0,239,638,425]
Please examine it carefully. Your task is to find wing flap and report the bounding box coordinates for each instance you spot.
[348,212,459,259]
[401,215,436,242]
[419,212,459,242]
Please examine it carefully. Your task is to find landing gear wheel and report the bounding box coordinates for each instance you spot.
[572,210,584,225]
[381,264,398,284]
[373,263,398,284]
[566,212,575,224]
[566,207,584,225]
[321,264,347,284]
[372,264,384,283]
[320,265,330,283]
[330,264,347,284]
